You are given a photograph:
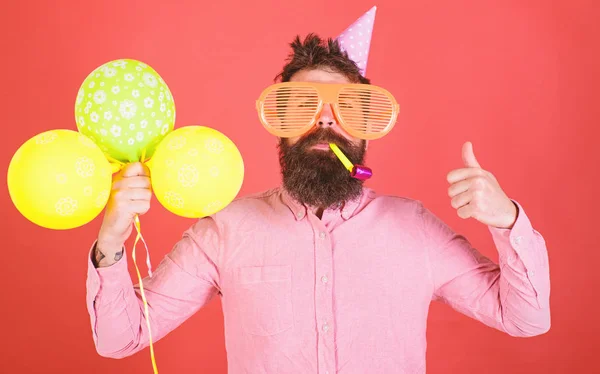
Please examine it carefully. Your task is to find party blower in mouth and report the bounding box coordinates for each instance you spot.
[329,143,373,181]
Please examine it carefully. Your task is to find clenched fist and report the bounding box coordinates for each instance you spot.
[95,162,152,267]
[446,142,518,229]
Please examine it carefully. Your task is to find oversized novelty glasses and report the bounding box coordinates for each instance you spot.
[256,82,400,140]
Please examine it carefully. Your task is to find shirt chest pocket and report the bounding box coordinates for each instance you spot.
[233,265,294,336]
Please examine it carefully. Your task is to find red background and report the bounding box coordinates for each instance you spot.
[1,0,598,373]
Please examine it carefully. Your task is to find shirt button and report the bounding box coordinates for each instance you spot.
[322,323,329,332]
[296,211,304,219]
[319,231,326,239]
[513,235,523,247]
[528,270,535,277]
[321,275,328,284]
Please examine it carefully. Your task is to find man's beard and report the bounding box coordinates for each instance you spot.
[278,128,367,209]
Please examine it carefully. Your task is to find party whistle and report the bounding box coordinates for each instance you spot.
[329,143,372,180]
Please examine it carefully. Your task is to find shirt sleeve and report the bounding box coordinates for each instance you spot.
[85,216,222,358]
[421,200,551,337]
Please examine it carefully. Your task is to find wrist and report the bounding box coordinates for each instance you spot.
[93,239,125,268]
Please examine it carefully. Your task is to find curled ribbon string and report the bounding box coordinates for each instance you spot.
[133,148,158,373]
[108,149,158,373]
[105,150,158,372]
[132,214,158,373]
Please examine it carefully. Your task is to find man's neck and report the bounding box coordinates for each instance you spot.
[313,206,325,219]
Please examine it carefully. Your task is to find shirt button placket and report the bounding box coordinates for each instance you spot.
[314,226,334,374]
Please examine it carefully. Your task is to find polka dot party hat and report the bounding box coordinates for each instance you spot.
[335,6,377,76]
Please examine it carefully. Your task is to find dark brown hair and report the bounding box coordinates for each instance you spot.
[274,33,370,84]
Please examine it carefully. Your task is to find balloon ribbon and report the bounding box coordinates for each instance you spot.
[110,149,158,373]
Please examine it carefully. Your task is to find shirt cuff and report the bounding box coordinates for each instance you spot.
[86,240,131,298]
[488,200,535,263]
[487,200,550,308]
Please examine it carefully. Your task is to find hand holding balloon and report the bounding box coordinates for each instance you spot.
[96,162,152,267]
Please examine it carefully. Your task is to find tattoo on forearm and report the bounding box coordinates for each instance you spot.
[114,249,124,261]
[94,247,106,266]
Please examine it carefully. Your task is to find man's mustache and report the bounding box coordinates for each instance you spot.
[292,129,354,152]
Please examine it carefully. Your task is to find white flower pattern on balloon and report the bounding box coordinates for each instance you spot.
[205,138,224,153]
[124,73,134,82]
[136,132,144,141]
[84,186,93,196]
[119,100,137,120]
[143,73,158,88]
[56,174,67,184]
[93,90,106,104]
[95,190,109,208]
[35,132,58,144]
[178,164,199,187]
[140,119,148,128]
[127,138,135,145]
[104,67,117,77]
[110,125,122,137]
[77,89,85,104]
[204,201,222,214]
[161,124,170,135]
[167,136,186,150]
[104,111,112,120]
[209,166,220,178]
[132,89,140,98]
[111,86,120,94]
[90,112,99,123]
[56,197,78,216]
[144,97,154,108]
[78,134,97,148]
[164,191,184,209]
[75,157,95,178]
[112,60,127,68]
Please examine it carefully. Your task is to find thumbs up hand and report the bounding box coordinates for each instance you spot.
[446,142,518,229]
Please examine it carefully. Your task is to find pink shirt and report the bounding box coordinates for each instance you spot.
[85,187,551,373]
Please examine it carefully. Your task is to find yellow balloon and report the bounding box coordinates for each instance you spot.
[147,126,244,218]
[7,129,113,230]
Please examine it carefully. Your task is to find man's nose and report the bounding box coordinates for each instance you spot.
[317,104,337,128]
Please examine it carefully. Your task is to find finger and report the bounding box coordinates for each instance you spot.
[129,200,151,215]
[450,190,472,210]
[122,162,149,177]
[114,188,153,202]
[114,175,151,189]
[462,141,481,168]
[456,204,474,219]
[447,167,485,184]
[448,179,471,198]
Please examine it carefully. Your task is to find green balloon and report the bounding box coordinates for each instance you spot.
[75,59,176,163]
